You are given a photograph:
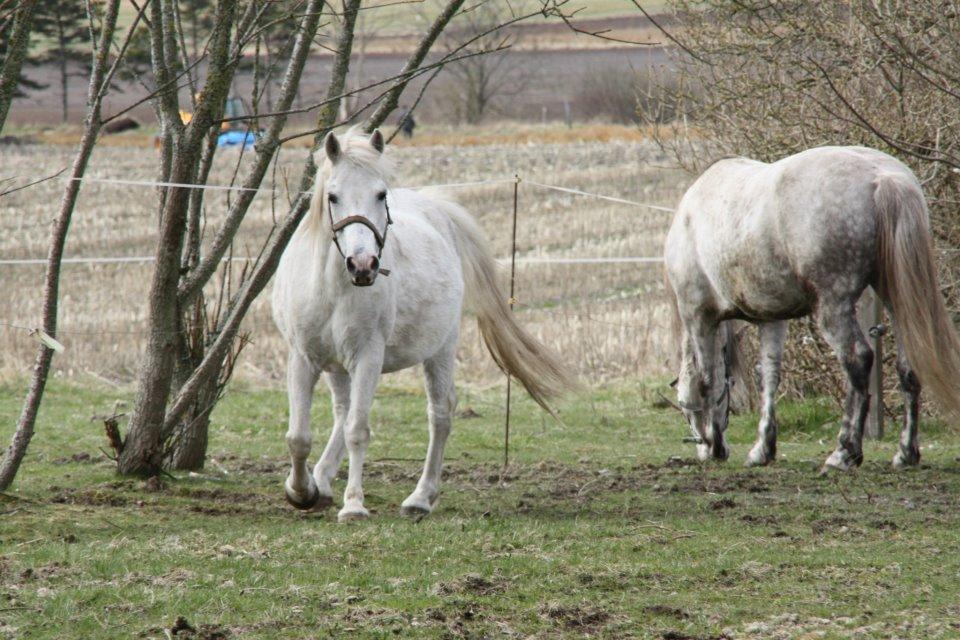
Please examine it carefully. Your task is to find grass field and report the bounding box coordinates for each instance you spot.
[1,378,959,639]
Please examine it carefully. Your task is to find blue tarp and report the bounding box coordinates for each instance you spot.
[217,130,258,148]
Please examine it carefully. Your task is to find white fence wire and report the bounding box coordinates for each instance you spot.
[1,174,672,266]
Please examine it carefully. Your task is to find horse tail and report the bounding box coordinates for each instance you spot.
[434,194,577,416]
[875,170,960,413]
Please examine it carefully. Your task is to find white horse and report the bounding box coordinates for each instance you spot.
[272,128,571,521]
[665,146,960,471]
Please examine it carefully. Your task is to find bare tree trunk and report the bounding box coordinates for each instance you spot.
[120,0,334,474]
[163,128,219,470]
[0,0,40,133]
[0,0,122,491]
[165,304,221,470]
[119,0,240,476]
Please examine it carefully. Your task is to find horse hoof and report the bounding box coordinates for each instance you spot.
[285,481,322,511]
[696,443,711,462]
[337,505,370,523]
[745,445,774,467]
[400,495,434,519]
[714,443,730,462]
[820,449,860,474]
[892,450,920,470]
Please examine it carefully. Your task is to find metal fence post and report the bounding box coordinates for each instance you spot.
[503,174,520,470]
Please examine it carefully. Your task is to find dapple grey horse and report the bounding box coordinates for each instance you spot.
[665,146,960,471]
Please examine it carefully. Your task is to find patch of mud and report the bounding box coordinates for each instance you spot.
[49,486,131,507]
[433,571,508,596]
[739,513,780,526]
[644,604,691,619]
[141,616,229,639]
[710,497,737,510]
[52,452,99,465]
[810,516,848,535]
[539,602,610,629]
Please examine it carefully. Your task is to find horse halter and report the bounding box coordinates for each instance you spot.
[328,195,393,276]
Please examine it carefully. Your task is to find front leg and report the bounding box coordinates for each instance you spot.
[747,321,787,467]
[312,371,351,505]
[284,352,322,509]
[338,347,384,523]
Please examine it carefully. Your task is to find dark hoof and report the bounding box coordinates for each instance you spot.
[399,504,431,519]
[285,482,321,510]
[820,448,862,474]
[892,450,921,470]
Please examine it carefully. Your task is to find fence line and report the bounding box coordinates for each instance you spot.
[2,173,673,267]
[5,173,675,213]
[523,180,676,212]
[50,175,519,195]
[0,255,666,266]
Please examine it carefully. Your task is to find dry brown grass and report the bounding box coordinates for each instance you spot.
[0,127,689,387]
[18,122,662,150]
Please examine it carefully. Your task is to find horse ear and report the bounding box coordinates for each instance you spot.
[370,129,385,154]
[324,132,341,162]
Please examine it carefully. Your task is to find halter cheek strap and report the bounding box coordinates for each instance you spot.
[328,197,393,276]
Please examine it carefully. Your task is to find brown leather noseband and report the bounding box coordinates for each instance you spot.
[328,196,393,276]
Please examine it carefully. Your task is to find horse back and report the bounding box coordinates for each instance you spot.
[668,146,907,322]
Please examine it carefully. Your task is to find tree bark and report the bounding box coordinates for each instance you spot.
[0,0,122,491]
[0,0,40,133]
[165,307,221,470]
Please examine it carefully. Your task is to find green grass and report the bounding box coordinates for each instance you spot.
[2,378,960,639]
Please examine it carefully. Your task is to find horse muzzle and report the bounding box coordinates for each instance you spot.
[346,254,380,287]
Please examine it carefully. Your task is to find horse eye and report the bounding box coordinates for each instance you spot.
[376,191,386,202]
[328,193,338,205]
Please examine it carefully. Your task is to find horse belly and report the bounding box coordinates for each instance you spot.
[717,252,814,321]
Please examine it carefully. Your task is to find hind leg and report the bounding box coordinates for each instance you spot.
[747,321,788,467]
[401,335,457,517]
[888,321,922,469]
[818,301,874,472]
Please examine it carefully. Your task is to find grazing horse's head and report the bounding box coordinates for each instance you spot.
[317,128,392,287]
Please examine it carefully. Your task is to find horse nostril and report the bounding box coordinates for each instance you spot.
[370,256,379,272]
[345,256,357,274]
